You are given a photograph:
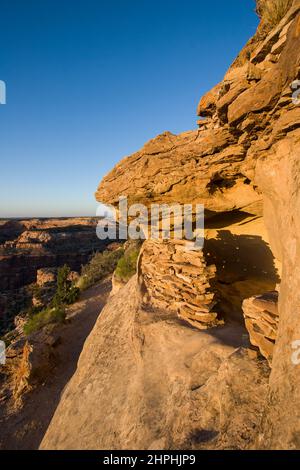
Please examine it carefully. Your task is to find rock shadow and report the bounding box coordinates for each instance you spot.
[204,230,280,325]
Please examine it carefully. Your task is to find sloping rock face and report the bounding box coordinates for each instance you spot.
[96,1,300,448]
[42,1,300,449]
[41,277,269,450]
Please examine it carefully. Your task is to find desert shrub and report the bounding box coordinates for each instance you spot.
[51,265,80,307]
[22,265,79,336]
[257,0,292,30]
[114,246,140,282]
[23,306,66,336]
[78,248,124,290]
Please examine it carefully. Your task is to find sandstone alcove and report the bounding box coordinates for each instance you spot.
[204,210,281,326]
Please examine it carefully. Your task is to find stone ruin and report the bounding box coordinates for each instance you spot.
[139,239,222,330]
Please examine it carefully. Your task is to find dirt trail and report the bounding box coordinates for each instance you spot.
[0,278,111,450]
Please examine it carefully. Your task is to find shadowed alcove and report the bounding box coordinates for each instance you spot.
[203,211,281,324]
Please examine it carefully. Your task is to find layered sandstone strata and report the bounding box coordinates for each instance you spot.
[139,240,221,330]
[94,0,300,448]
[0,218,109,291]
[243,291,279,365]
[42,1,300,450]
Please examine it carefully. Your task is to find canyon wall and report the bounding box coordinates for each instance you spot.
[0,218,112,332]
[41,1,300,449]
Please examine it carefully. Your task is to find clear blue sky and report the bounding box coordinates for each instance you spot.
[0,0,258,218]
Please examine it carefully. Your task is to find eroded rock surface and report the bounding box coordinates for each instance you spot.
[42,1,300,449]
[41,277,269,450]
[243,291,279,365]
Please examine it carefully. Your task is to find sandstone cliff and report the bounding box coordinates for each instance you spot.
[41,1,300,449]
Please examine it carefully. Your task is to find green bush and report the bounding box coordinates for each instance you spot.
[24,306,66,336]
[257,0,292,31]
[52,265,80,306]
[78,248,124,291]
[114,247,140,282]
[22,265,80,336]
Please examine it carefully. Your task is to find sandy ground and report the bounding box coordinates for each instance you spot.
[0,278,111,450]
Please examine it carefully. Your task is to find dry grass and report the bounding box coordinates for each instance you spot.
[257,0,293,31]
[12,341,32,406]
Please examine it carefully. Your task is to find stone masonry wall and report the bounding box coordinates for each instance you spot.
[139,239,222,330]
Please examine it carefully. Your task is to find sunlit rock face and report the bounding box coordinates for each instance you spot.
[243,291,279,366]
[95,129,261,215]
[95,0,300,449]
[42,1,300,450]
